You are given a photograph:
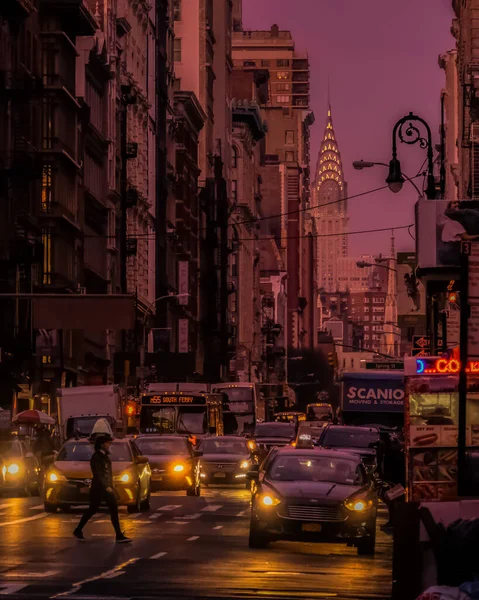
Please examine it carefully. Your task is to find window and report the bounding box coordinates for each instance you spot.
[41,165,53,213]
[42,98,54,150]
[276,83,291,92]
[285,150,295,162]
[173,78,181,91]
[42,229,52,285]
[285,130,294,145]
[277,95,290,104]
[364,306,369,313]
[173,0,181,20]
[107,209,116,250]
[261,59,270,67]
[277,71,289,80]
[277,59,290,67]
[231,180,238,201]
[174,38,182,62]
[232,146,238,169]
[231,292,237,313]
[231,253,238,278]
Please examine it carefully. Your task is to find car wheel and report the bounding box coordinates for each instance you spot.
[58,504,71,513]
[195,483,201,497]
[44,502,57,513]
[186,486,196,496]
[127,489,141,514]
[140,492,151,512]
[357,534,376,556]
[249,516,270,549]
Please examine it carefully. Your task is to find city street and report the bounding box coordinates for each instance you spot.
[0,488,392,600]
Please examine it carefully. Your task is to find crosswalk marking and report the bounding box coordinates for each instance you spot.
[174,513,201,520]
[150,552,167,559]
[201,505,222,512]
[0,513,47,528]
[213,526,223,530]
[29,504,44,511]
[165,520,188,525]
[236,510,247,517]
[0,505,12,511]
[187,536,199,541]
[0,584,28,595]
[157,505,181,511]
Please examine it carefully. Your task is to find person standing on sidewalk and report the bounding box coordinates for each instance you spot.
[74,433,131,543]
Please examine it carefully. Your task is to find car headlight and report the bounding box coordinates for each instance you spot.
[119,473,130,483]
[48,471,66,483]
[7,463,20,475]
[173,464,184,473]
[260,494,281,507]
[247,440,257,451]
[345,496,374,512]
[2,466,5,476]
[240,460,251,469]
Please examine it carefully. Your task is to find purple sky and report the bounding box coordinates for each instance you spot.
[242,0,455,256]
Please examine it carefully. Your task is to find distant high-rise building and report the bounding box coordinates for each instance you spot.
[313,106,348,292]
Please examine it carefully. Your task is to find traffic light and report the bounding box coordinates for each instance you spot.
[328,351,338,369]
[125,401,137,417]
[447,291,458,304]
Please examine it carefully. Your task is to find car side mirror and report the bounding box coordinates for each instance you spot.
[194,450,203,458]
[136,455,148,465]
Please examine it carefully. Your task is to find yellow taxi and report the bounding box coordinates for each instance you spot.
[43,438,151,513]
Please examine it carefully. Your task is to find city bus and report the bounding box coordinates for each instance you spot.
[139,389,224,439]
[211,383,265,435]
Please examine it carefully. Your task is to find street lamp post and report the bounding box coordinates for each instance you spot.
[356,260,397,273]
[139,293,190,381]
[388,112,436,199]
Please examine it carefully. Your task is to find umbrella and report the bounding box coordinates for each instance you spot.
[13,409,55,425]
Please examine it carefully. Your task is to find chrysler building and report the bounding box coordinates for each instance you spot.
[313,105,348,292]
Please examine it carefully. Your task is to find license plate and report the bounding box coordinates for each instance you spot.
[214,473,227,478]
[80,487,89,494]
[302,523,322,532]
[153,476,163,481]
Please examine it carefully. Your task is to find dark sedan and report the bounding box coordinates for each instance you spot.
[134,435,202,496]
[248,446,378,554]
[250,422,297,462]
[198,436,252,487]
[319,425,381,473]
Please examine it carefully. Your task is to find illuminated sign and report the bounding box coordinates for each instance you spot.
[142,395,206,405]
[415,358,479,375]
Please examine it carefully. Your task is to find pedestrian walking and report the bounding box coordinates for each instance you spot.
[73,433,131,543]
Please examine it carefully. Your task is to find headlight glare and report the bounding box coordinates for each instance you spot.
[240,460,251,469]
[261,494,281,507]
[173,464,184,473]
[119,473,130,483]
[48,471,66,483]
[345,496,374,512]
[7,463,19,475]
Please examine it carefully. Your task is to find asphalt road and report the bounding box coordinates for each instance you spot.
[0,487,392,600]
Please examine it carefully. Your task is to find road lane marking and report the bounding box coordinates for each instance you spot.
[93,520,109,523]
[165,520,187,525]
[0,513,47,528]
[149,514,160,519]
[201,505,222,512]
[52,558,139,598]
[174,513,201,520]
[0,584,28,595]
[236,510,246,517]
[213,526,223,530]
[103,572,124,579]
[29,504,44,510]
[150,552,167,559]
[128,514,142,519]
[187,536,199,541]
[91,534,110,537]
[0,505,12,511]
[157,505,181,511]
[4,571,58,578]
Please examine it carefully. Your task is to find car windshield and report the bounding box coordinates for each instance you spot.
[199,438,248,454]
[254,423,295,438]
[135,438,189,456]
[308,405,332,419]
[322,429,380,449]
[268,455,365,485]
[57,443,132,462]
[0,442,22,458]
[67,416,115,438]
[177,407,207,434]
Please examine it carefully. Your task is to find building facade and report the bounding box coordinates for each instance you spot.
[312,106,348,292]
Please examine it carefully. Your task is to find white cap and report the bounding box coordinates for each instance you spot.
[90,418,114,438]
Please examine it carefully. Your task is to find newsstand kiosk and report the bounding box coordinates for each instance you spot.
[393,356,479,600]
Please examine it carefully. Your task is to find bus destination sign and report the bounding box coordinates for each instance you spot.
[142,395,206,405]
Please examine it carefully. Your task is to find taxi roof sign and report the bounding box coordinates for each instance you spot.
[296,433,314,449]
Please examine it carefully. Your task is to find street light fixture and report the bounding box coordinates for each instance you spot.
[352,160,423,198]
[356,260,397,273]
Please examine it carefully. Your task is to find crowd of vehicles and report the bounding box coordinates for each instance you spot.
[0,379,404,556]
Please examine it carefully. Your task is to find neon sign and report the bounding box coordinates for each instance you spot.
[416,358,479,375]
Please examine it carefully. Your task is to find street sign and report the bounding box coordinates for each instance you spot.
[365,362,404,371]
[412,335,444,356]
